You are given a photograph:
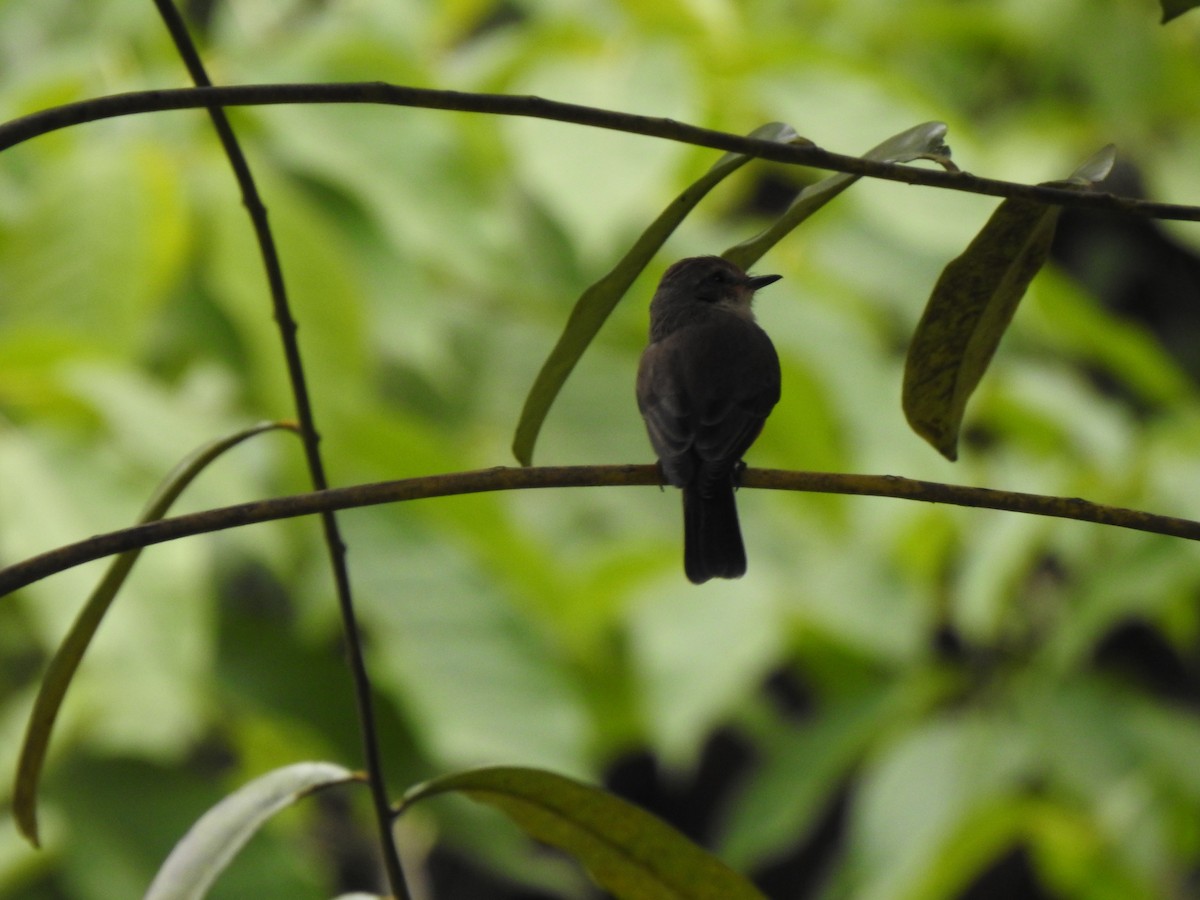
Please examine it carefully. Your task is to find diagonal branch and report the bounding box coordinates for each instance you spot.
[1,465,1197,599]
[1,82,1199,222]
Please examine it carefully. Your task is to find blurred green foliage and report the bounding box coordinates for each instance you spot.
[3,0,1200,897]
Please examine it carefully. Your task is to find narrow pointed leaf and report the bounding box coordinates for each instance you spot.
[512,123,805,466]
[146,762,357,900]
[401,766,766,900]
[724,121,952,270]
[903,146,1116,460]
[13,421,297,846]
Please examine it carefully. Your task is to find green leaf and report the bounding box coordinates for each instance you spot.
[628,583,783,763]
[0,140,189,349]
[12,422,297,847]
[511,122,803,466]
[845,715,1031,899]
[1023,269,1193,409]
[1161,0,1200,22]
[720,687,895,868]
[401,766,767,900]
[723,120,952,270]
[357,526,590,773]
[145,762,356,900]
[902,145,1116,460]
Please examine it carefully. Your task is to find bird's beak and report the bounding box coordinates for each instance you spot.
[746,273,782,291]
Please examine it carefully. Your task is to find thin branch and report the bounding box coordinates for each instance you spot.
[1,465,1197,599]
[148,5,408,895]
[2,83,1200,222]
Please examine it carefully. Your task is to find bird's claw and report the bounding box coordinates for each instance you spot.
[732,459,747,491]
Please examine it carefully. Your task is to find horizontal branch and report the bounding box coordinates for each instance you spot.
[0,465,1196,599]
[2,83,1199,221]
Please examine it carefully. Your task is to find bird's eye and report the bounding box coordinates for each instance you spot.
[707,270,727,284]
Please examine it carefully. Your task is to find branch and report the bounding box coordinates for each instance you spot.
[1,465,1196,599]
[2,83,1200,221]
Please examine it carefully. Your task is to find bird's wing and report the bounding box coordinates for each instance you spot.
[637,318,781,490]
[636,339,697,487]
[689,320,780,467]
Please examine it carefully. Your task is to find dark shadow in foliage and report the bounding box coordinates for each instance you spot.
[604,728,756,848]
[1092,617,1200,705]
[752,784,850,900]
[602,671,853,900]
[959,844,1055,900]
[1051,156,1200,742]
[1053,159,1200,395]
[425,846,570,900]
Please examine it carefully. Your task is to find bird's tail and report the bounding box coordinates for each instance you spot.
[682,482,746,584]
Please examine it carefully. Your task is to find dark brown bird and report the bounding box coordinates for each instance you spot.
[636,256,782,584]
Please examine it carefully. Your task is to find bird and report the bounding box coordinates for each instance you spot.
[636,256,782,584]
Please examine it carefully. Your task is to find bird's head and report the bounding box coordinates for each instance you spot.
[659,256,781,309]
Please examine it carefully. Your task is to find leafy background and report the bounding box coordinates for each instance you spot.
[3,0,1200,897]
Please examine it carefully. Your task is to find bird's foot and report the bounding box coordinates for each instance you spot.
[732,459,747,491]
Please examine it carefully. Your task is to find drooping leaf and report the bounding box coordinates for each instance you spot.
[902,145,1116,460]
[12,422,297,846]
[400,766,767,900]
[511,122,805,466]
[1161,0,1200,23]
[724,120,953,270]
[144,762,357,900]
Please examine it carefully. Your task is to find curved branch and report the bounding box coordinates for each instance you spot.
[2,83,1199,221]
[0,465,1196,599]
